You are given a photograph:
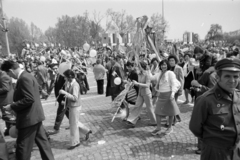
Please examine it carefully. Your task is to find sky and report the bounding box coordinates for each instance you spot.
[1,0,240,40]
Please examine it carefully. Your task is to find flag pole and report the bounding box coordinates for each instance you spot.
[0,0,10,56]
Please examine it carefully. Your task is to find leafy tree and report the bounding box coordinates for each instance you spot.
[206,24,223,40]
[105,9,135,34]
[90,10,104,42]
[149,13,169,44]
[45,27,57,43]
[6,17,31,55]
[30,22,45,42]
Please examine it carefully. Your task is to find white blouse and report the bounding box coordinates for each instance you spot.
[153,70,180,93]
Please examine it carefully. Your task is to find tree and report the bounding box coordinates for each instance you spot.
[45,27,57,43]
[105,9,135,34]
[149,13,169,42]
[50,14,92,47]
[90,10,104,44]
[206,24,223,40]
[6,17,31,55]
[30,22,44,42]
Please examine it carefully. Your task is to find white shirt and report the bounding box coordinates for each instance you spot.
[18,70,24,79]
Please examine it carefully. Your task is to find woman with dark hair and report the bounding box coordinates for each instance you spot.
[151,59,181,135]
[126,61,156,127]
[59,69,92,150]
[182,53,195,104]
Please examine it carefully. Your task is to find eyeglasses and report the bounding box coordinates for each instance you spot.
[53,68,58,70]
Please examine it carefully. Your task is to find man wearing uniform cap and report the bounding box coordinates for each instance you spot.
[190,58,240,160]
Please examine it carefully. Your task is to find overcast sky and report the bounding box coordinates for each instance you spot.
[2,0,240,40]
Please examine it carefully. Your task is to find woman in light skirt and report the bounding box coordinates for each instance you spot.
[151,59,181,135]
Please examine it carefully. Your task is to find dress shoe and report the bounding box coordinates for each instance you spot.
[125,121,135,128]
[148,123,157,126]
[85,130,92,141]
[65,126,70,130]
[67,143,80,150]
[47,129,59,135]
[195,149,201,154]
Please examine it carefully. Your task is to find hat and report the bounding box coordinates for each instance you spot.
[215,58,240,72]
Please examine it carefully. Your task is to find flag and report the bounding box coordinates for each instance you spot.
[111,100,129,122]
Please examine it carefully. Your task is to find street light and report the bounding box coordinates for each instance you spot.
[0,0,10,56]
[162,0,164,42]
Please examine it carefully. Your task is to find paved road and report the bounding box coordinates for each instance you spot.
[3,69,200,160]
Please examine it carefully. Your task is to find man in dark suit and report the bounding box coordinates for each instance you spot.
[2,61,54,160]
[47,68,69,135]
[0,68,14,136]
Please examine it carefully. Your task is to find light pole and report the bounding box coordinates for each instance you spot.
[0,0,10,56]
[162,0,165,42]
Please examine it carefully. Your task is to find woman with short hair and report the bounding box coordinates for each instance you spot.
[151,60,181,135]
[125,61,156,127]
[59,69,92,150]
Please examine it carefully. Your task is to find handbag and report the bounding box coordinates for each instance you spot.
[126,85,138,104]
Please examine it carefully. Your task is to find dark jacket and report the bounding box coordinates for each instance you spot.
[189,84,240,160]
[199,51,218,73]
[106,62,125,97]
[54,74,66,103]
[11,71,45,129]
[0,71,14,106]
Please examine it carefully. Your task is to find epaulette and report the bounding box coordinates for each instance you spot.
[201,88,215,97]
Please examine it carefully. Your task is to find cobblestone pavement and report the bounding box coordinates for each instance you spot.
[2,69,200,160]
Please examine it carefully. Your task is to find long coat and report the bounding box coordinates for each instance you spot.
[106,62,125,98]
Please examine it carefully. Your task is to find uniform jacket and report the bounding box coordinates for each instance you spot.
[11,71,45,129]
[189,84,240,159]
[173,65,184,95]
[0,71,14,106]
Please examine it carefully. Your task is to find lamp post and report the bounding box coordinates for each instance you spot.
[162,0,165,42]
[0,0,10,56]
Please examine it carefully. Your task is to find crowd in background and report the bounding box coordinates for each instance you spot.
[0,40,240,159]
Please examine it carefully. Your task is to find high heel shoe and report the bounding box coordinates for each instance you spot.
[151,129,161,136]
[85,130,92,141]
